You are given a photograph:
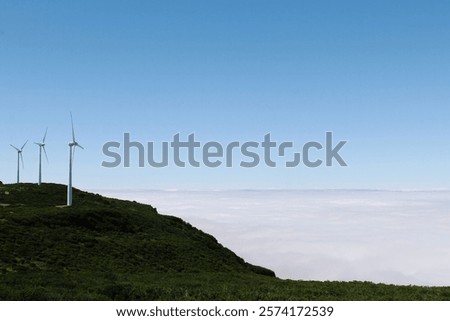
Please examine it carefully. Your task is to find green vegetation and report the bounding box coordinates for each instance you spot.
[0,183,449,300]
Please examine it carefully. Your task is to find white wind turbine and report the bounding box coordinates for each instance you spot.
[10,141,28,184]
[35,128,49,186]
[67,113,84,206]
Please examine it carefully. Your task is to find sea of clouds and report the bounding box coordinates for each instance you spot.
[98,189,450,286]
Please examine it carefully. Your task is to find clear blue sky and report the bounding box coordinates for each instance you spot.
[0,0,449,190]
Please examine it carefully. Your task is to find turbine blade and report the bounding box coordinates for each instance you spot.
[70,112,76,142]
[43,127,48,143]
[10,144,20,152]
[21,140,28,150]
[20,153,24,169]
[43,146,49,163]
[76,143,84,150]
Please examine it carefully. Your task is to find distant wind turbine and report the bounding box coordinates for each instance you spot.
[67,113,84,206]
[34,128,49,186]
[10,141,28,184]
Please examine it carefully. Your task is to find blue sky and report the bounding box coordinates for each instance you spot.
[0,0,449,190]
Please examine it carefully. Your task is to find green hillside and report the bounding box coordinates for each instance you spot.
[0,183,449,300]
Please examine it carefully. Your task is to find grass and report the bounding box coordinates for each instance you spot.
[0,183,449,300]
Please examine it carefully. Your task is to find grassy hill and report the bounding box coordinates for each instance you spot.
[0,183,450,300]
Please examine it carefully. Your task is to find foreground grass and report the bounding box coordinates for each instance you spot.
[1,183,449,300]
[2,272,450,301]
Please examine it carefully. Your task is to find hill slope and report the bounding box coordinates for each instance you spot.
[1,183,450,300]
[0,183,273,276]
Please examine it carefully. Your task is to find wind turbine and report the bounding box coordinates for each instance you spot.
[67,113,84,206]
[35,128,48,186]
[10,141,28,184]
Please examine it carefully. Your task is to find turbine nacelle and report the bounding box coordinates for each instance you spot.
[10,140,27,153]
[69,141,84,149]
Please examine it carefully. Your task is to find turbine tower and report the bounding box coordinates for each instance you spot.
[67,113,84,206]
[10,141,28,184]
[35,128,48,186]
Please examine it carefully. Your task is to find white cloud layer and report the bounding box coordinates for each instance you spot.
[97,189,450,286]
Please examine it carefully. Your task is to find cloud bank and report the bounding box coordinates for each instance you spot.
[97,189,450,286]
